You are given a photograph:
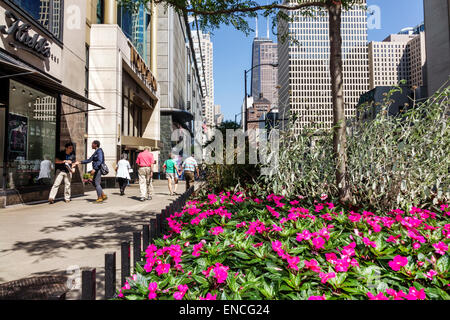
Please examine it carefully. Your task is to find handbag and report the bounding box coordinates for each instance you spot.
[99,149,109,175]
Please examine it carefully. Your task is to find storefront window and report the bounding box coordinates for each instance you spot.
[6,80,57,188]
[11,0,63,40]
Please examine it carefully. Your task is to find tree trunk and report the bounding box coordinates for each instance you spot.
[328,2,352,203]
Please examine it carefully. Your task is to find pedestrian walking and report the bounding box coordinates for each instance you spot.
[115,153,131,196]
[38,154,54,185]
[49,143,76,204]
[163,153,180,196]
[76,140,107,203]
[136,146,155,201]
[182,153,199,191]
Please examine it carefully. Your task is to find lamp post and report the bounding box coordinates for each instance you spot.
[234,111,244,127]
[244,63,278,132]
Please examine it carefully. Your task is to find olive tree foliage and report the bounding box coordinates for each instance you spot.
[120,0,366,203]
[260,84,450,212]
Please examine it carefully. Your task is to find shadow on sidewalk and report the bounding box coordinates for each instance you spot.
[0,209,158,260]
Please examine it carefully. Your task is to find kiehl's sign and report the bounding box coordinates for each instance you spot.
[0,10,51,59]
[129,43,157,93]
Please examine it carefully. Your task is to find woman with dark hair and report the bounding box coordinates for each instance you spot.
[115,153,131,196]
[75,140,107,203]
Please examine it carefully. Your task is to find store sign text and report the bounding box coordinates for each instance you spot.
[129,43,157,92]
[0,10,51,59]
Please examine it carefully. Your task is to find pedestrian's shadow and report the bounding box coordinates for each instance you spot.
[128,196,143,201]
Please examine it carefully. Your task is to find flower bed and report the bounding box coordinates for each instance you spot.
[117,191,450,300]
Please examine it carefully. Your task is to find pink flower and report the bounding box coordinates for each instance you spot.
[412,242,421,250]
[212,263,229,284]
[286,256,300,270]
[192,241,205,257]
[199,293,217,300]
[362,237,377,248]
[312,236,326,250]
[320,194,328,200]
[173,284,188,300]
[155,263,171,276]
[325,253,338,264]
[304,259,321,273]
[432,241,448,255]
[385,288,406,300]
[335,259,350,272]
[367,291,389,300]
[425,269,438,280]
[296,229,312,242]
[308,294,326,300]
[148,282,158,300]
[266,205,280,218]
[253,242,263,248]
[388,255,408,271]
[270,224,283,232]
[236,221,247,228]
[405,287,426,300]
[319,272,336,284]
[209,226,224,235]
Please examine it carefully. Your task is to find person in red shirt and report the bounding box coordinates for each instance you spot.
[136,147,155,201]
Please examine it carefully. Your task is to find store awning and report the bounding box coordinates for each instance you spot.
[121,136,161,151]
[0,51,104,112]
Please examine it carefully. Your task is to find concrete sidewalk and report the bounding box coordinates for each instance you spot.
[0,179,187,299]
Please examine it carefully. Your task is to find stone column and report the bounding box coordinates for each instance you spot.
[104,0,117,24]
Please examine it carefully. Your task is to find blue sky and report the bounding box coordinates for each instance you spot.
[210,0,425,122]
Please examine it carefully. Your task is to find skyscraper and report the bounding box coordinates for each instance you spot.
[278,1,369,131]
[424,0,450,96]
[251,18,278,108]
[192,31,215,128]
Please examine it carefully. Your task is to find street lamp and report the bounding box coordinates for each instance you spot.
[234,111,244,127]
[244,63,278,132]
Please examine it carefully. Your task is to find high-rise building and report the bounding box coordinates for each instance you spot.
[424,0,450,96]
[368,25,426,90]
[251,17,278,108]
[191,31,215,128]
[278,1,369,132]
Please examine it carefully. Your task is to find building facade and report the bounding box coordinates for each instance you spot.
[424,0,450,96]
[157,5,203,167]
[191,30,214,129]
[0,0,101,206]
[251,31,278,108]
[86,0,159,185]
[368,26,426,91]
[278,1,369,132]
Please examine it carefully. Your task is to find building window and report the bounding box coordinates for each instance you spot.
[11,0,63,40]
[6,80,57,188]
[96,0,104,24]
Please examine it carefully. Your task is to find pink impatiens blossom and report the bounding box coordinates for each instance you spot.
[148,282,158,300]
[212,263,229,284]
[388,255,408,271]
[155,263,171,276]
[319,272,336,284]
[432,241,448,255]
[405,287,426,300]
[286,256,300,270]
[253,242,263,248]
[412,242,421,250]
[199,293,217,300]
[304,259,321,273]
[325,253,338,264]
[209,226,224,235]
[425,269,438,280]
[270,224,283,232]
[312,236,326,250]
[192,241,205,257]
[367,291,389,300]
[266,205,280,218]
[362,237,377,248]
[308,294,326,300]
[320,194,328,200]
[173,284,188,300]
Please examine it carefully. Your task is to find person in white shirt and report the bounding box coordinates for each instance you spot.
[37,155,54,185]
[115,153,131,196]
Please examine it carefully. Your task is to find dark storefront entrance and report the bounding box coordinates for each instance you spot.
[0,53,104,207]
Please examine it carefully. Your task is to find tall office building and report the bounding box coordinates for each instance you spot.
[251,18,278,107]
[278,0,369,131]
[368,25,426,90]
[424,0,450,96]
[192,31,215,128]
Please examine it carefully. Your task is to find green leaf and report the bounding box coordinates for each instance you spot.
[233,251,251,260]
[436,255,449,274]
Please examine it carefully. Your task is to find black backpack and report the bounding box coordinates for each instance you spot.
[99,149,109,175]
